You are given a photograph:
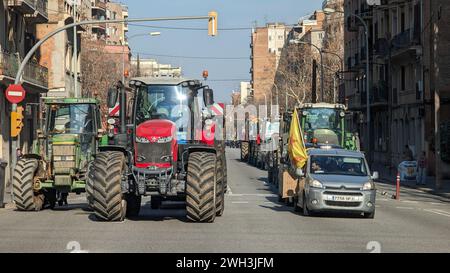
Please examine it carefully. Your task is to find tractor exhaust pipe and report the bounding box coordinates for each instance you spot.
[119,81,127,134]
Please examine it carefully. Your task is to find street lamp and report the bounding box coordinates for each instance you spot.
[324,7,371,163]
[289,39,324,102]
[321,50,344,103]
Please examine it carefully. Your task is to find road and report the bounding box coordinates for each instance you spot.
[0,148,449,253]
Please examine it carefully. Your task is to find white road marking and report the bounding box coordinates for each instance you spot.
[227,186,233,195]
[424,209,450,218]
[232,201,249,204]
[228,193,277,197]
[401,200,419,204]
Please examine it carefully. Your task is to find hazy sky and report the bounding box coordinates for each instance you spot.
[123,0,322,102]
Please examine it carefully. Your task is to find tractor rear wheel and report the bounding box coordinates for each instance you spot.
[240,142,249,161]
[85,162,95,210]
[186,152,217,223]
[215,150,225,216]
[91,151,127,222]
[13,158,44,211]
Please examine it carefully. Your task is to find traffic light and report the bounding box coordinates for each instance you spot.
[208,11,218,36]
[11,106,24,138]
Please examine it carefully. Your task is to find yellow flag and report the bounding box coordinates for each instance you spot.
[288,108,307,169]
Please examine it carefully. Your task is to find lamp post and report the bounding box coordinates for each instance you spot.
[324,7,371,162]
[289,39,324,102]
[322,50,344,103]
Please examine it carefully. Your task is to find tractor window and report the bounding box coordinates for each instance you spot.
[303,108,342,131]
[135,84,191,126]
[47,104,95,135]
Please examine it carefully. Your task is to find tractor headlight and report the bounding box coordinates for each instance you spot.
[136,137,150,143]
[157,136,173,143]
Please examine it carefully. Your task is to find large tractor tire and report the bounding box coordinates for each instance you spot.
[240,142,249,162]
[13,158,44,211]
[91,151,127,222]
[85,162,95,210]
[186,152,217,223]
[215,149,226,216]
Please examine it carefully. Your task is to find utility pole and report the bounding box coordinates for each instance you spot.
[73,0,78,97]
[312,59,317,103]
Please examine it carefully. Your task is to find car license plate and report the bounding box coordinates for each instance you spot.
[326,195,362,202]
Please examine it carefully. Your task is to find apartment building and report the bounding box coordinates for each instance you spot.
[251,23,289,105]
[105,2,128,46]
[131,58,182,78]
[344,0,450,182]
[0,0,49,186]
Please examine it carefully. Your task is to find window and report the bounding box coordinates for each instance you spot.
[401,66,406,91]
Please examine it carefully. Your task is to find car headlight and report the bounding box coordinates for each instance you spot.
[157,136,173,143]
[362,181,375,190]
[310,180,323,189]
[136,137,150,143]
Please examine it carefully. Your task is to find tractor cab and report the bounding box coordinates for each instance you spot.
[297,103,357,150]
[41,98,103,192]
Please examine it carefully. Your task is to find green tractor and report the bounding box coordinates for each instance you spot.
[12,98,107,211]
[298,102,360,151]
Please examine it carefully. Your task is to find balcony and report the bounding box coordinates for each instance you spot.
[391,28,421,58]
[8,0,48,22]
[373,38,389,58]
[0,51,48,89]
[371,81,388,107]
[92,0,107,11]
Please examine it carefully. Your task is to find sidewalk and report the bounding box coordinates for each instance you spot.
[372,162,450,200]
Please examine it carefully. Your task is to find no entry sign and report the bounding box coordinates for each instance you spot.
[5,84,26,104]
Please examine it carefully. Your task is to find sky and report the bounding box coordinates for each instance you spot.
[123,0,322,103]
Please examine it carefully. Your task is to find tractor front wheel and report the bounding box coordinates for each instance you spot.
[13,158,44,211]
[186,152,217,223]
[91,151,127,222]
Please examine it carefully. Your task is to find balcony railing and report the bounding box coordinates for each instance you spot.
[92,0,107,10]
[0,51,48,88]
[392,28,421,50]
[8,0,48,20]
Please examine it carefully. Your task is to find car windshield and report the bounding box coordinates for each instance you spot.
[135,84,190,126]
[302,108,341,131]
[48,104,95,134]
[309,155,368,176]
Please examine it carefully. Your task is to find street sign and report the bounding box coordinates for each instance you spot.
[5,84,26,104]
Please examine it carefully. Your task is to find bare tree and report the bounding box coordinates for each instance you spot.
[80,36,123,120]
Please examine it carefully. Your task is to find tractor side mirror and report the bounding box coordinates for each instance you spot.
[203,88,214,106]
[107,87,118,108]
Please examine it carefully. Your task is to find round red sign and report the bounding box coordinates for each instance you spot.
[5,84,26,104]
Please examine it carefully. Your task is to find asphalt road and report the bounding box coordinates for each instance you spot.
[0,148,449,253]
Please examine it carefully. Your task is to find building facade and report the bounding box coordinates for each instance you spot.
[1,0,49,187]
[344,0,450,185]
[251,23,289,105]
[131,58,182,78]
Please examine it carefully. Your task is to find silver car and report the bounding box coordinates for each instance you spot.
[294,148,378,218]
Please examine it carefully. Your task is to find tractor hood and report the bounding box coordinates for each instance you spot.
[136,119,176,140]
[51,134,80,144]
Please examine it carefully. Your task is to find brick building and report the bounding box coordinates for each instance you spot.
[250,23,289,105]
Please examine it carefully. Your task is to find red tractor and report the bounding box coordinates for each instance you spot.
[87,77,226,222]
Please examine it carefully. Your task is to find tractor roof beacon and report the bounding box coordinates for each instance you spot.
[88,77,227,222]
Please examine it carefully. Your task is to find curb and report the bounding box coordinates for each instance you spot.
[377,178,450,201]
